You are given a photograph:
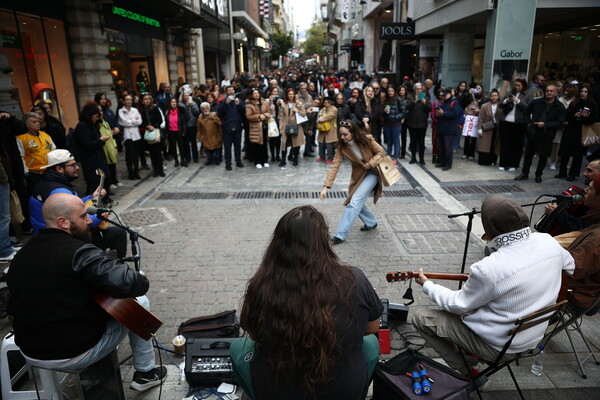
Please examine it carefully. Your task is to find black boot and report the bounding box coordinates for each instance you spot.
[134,170,141,180]
[292,147,299,166]
[279,151,287,167]
[128,168,135,180]
[409,153,417,164]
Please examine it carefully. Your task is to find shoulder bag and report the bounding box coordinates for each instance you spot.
[178,310,240,339]
[376,155,402,186]
[285,124,299,136]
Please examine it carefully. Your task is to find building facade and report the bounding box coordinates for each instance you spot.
[0,0,278,131]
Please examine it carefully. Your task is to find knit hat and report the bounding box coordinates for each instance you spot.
[481,195,530,239]
[41,149,74,169]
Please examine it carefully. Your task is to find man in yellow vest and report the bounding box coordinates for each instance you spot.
[16,112,56,194]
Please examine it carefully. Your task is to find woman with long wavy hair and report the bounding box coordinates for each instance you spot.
[233,205,382,400]
[321,121,385,244]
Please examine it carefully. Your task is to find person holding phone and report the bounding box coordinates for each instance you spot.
[405,83,431,164]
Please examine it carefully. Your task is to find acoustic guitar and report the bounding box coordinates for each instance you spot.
[386,269,569,303]
[93,293,163,341]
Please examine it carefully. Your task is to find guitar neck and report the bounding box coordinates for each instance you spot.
[422,272,469,281]
[386,271,470,283]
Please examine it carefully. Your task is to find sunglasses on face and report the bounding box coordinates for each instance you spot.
[339,120,352,127]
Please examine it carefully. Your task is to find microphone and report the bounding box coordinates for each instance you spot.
[87,206,112,215]
[543,194,583,203]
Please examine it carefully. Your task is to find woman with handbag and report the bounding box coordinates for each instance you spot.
[316,98,338,163]
[267,88,282,163]
[118,94,143,179]
[320,120,385,244]
[246,88,271,169]
[232,205,383,400]
[277,88,306,167]
[139,94,165,177]
[476,89,501,166]
[497,78,529,171]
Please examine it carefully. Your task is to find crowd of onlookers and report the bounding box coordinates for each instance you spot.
[0,62,599,262]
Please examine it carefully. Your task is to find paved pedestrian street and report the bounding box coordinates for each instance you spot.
[2,139,598,399]
[96,139,598,399]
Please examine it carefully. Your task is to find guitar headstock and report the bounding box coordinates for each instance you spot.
[386,271,415,283]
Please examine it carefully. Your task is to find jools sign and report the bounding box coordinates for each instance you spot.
[379,22,415,40]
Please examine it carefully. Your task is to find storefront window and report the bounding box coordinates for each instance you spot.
[531,28,600,82]
[0,9,78,130]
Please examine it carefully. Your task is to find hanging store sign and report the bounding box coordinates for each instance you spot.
[379,22,415,40]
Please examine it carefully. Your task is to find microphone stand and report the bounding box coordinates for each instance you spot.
[446,198,555,290]
[448,208,481,290]
[96,214,154,273]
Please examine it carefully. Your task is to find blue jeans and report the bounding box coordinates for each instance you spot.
[61,296,155,372]
[0,184,12,257]
[334,171,378,241]
[383,125,401,159]
[230,334,379,400]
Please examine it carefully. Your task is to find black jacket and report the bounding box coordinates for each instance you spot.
[405,96,432,129]
[526,98,567,139]
[7,229,149,360]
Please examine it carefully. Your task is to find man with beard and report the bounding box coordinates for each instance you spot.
[7,193,167,391]
[29,149,127,257]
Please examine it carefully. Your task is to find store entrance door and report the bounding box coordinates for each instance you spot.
[129,56,157,96]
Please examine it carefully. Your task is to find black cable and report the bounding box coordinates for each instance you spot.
[152,335,163,400]
[388,318,425,351]
[529,194,546,225]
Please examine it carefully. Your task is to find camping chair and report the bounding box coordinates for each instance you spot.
[554,294,600,379]
[467,300,570,400]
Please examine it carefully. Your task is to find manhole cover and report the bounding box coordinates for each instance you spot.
[120,208,172,228]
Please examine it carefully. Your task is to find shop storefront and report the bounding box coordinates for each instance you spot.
[102,3,171,98]
[0,4,78,130]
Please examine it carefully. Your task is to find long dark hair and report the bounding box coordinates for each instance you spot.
[336,120,369,150]
[79,103,101,126]
[240,206,355,391]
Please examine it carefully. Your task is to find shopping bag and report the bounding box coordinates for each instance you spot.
[582,122,600,147]
[377,156,402,186]
[267,118,279,137]
[9,190,24,224]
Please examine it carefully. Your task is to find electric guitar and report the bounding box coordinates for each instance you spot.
[93,293,163,341]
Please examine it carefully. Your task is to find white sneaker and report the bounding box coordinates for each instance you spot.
[0,251,17,262]
[549,162,557,170]
[498,167,505,171]
[263,163,270,168]
[508,167,516,172]
[117,182,124,187]
[255,164,263,169]
[109,184,118,190]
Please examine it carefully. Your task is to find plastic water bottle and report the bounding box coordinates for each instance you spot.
[530,346,544,376]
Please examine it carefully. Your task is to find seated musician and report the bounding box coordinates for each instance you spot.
[566,174,600,315]
[411,195,575,383]
[231,206,383,400]
[542,158,600,233]
[30,149,127,258]
[7,193,167,391]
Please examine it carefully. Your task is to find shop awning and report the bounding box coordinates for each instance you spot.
[232,11,268,38]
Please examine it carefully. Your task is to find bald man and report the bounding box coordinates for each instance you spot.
[7,193,167,391]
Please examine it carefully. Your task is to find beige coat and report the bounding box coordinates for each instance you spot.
[317,105,338,143]
[477,101,501,154]
[324,135,385,206]
[278,101,306,148]
[245,98,271,145]
[196,112,222,150]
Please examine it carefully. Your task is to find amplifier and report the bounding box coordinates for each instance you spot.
[184,338,237,387]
